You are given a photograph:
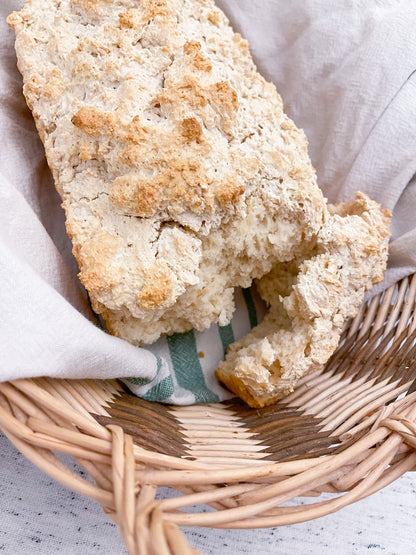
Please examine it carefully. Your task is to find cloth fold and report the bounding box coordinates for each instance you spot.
[1,0,415,404]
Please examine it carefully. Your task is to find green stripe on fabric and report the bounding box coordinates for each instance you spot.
[218,324,234,356]
[143,375,175,401]
[166,331,220,403]
[126,377,151,387]
[242,287,258,329]
[126,355,163,387]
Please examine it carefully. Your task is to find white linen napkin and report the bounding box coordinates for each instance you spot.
[1,0,415,403]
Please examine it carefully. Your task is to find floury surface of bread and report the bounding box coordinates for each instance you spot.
[8,0,390,407]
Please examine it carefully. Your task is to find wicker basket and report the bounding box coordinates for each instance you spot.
[0,274,415,555]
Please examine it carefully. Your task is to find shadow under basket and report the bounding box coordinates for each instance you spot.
[1,275,416,555]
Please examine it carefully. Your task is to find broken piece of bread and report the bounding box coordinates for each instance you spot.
[216,192,390,407]
[8,0,390,407]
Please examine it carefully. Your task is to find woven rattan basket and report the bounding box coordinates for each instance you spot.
[1,274,416,554]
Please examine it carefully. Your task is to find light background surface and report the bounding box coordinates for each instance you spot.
[0,431,415,554]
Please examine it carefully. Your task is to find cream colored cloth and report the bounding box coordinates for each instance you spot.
[218,0,416,290]
[1,0,415,399]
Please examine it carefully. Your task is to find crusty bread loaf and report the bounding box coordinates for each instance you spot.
[8,0,390,407]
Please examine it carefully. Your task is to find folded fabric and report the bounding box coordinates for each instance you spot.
[1,0,415,404]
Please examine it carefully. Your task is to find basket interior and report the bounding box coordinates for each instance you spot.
[0,275,415,554]
[91,274,416,466]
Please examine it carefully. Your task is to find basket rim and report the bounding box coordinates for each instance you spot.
[0,273,415,554]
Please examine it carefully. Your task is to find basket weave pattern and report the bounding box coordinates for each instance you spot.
[0,275,415,554]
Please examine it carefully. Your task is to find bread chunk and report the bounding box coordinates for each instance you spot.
[216,193,390,407]
[8,0,390,406]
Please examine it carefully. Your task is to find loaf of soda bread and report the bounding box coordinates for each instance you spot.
[8,0,390,407]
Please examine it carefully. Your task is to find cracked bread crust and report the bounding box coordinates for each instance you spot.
[8,0,327,343]
[216,193,391,407]
[8,1,390,406]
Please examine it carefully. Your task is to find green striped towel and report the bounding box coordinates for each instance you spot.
[123,286,266,404]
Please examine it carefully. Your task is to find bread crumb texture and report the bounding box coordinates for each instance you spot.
[9,0,390,406]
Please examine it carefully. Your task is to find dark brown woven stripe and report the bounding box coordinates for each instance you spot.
[262,435,342,462]
[222,397,338,461]
[93,393,187,458]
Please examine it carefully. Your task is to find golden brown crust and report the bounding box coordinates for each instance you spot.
[6,11,22,30]
[118,9,136,28]
[71,106,115,136]
[180,117,203,142]
[142,0,172,19]
[136,263,175,310]
[210,81,239,114]
[77,230,121,291]
[183,40,213,72]
[157,76,210,111]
